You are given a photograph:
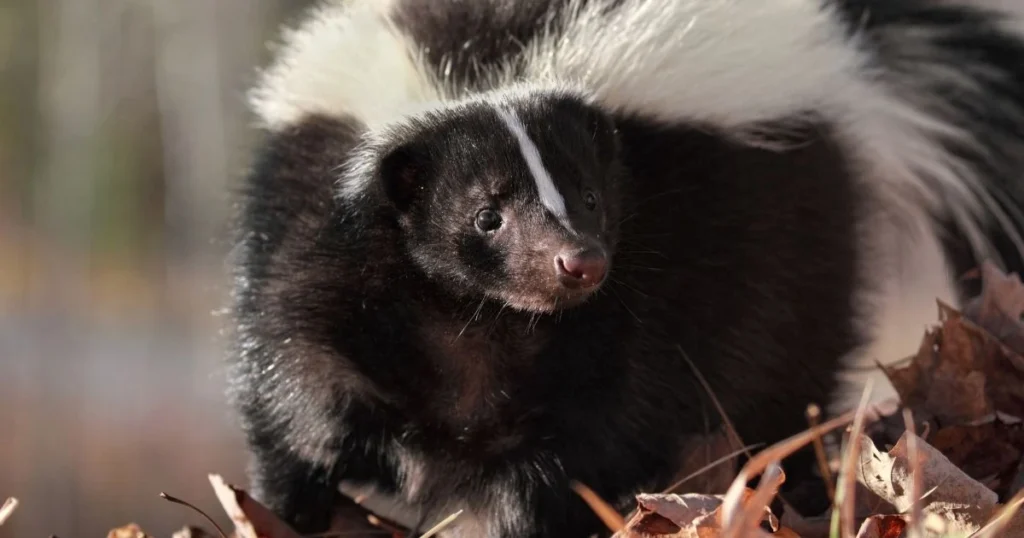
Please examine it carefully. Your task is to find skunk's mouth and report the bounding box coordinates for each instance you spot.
[496,277,608,314]
[488,240,612,314]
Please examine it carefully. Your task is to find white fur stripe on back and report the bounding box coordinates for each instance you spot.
[493,106,570,225]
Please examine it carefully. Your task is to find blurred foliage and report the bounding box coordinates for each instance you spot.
[0,1,316,537]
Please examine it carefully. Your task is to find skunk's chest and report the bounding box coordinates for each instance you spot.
[414,317,551,436]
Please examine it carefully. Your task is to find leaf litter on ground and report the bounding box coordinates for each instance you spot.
[18,262,1017,538]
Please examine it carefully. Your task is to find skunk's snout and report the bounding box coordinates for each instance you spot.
[555,248,608,290]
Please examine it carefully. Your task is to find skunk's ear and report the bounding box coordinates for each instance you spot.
[379,141,431,212]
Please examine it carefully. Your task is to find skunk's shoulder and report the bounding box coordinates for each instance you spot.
[248,0,1024,269]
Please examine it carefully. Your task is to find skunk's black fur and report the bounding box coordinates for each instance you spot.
[227,1,1024,536]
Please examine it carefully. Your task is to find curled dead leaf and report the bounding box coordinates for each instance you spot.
[209,474,302,538]
[961,261,1024,355]
[854,514,907,538]
[852,432,1024,536]
[856,432,997,512]
[614,488,788,538]
[884,297,1024,427]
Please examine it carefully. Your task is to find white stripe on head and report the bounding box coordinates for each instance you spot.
[493,106,570,226]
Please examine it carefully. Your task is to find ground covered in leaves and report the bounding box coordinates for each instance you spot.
[2,263,1023,538]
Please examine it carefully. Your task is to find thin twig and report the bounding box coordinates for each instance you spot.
[571,481,626,533]
[661,443,763,494]
[418,510,463,538]
[720,408,858,528]
[724,462,784,538]
[678,347,747,456]
[806,403,836,503]
[832,379,875,538]
[160,492,230,538]
[903,409,923,538]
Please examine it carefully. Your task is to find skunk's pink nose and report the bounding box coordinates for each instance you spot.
[555,249,608,289]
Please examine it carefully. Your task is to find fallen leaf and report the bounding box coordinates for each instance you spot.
[614,487,789,538]
[961,261,1024,355]
[884,299,1024,426]
[854,514,907,538]
[856,432,996,511]
[852,432,1024,536]
[885,315,990,424]
[927,419,1024,496]
[209,474,302,538]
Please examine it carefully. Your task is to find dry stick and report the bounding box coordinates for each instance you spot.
[571,481,626,534]
[724,462,785,538]
[832,379,875,538]
[903,409,923,538]
[418,510,463,538]
[0,497,18,527]
[806,403,836,503]
[677,347,746,454]
[720,409,858,529]
[677,347,804,516]
[160,492,230,538]
[661,443,764,494]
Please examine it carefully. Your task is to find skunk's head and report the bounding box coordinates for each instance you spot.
[361,92,624,313]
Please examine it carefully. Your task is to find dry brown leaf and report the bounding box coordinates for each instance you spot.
[614,490,783,538]
[207,475,408,538]
[852,432,1024,536]
[884,299,1024,426]
[854,514,907,538]
[961,261,1024,355]
[107,523,154,538]
[880,265,1024,506]
[209,474,302,538]
[0,497,17,527]
[928,419,1024,496]
[885,316,990,424]
[856,431,996,512]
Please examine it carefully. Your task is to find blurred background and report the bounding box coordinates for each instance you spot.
[0,1,316,536]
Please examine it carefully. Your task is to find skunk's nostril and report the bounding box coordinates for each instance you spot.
[555,249,608,289]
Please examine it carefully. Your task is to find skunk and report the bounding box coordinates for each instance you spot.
[227,0,1024,536]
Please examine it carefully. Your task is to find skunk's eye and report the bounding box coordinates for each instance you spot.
[475,208,503,232]
[583,190,599,211]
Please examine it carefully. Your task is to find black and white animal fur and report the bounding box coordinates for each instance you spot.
[229,0,1024,536]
